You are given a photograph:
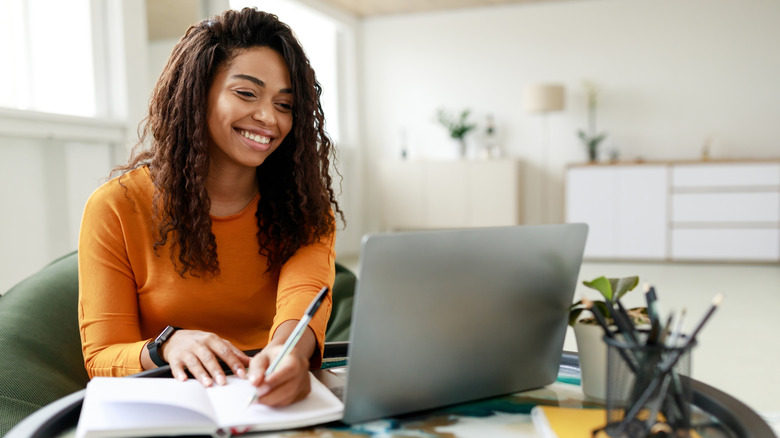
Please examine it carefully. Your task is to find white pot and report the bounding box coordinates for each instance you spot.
[573,322,610,401]
[452,138,468,158]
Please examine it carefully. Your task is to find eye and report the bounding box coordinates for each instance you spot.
[276,102,293,112]
[235,90,256,99]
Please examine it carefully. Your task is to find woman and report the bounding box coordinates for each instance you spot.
[78,8,343,407]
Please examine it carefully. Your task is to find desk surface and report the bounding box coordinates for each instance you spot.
[7,351,776,438]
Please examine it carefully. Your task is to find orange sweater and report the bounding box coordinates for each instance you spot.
[78,166,335,378]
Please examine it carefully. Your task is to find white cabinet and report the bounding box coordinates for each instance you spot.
[565,164,668,260]
[565,160,780,263]
[378,160,522,230]
[669,162,780,262]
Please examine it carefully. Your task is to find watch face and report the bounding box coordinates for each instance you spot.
[156,325,176,343]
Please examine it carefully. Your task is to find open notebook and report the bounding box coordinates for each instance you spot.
[75,373,343,438]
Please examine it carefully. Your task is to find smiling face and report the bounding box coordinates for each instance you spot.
[206,46,293,172]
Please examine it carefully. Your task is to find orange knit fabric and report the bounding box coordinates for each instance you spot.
[78,166,335,378]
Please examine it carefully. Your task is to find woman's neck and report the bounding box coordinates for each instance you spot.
[206,165,258,217]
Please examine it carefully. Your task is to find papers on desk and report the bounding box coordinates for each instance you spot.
[75,373,344,438]
[531,405,608,438]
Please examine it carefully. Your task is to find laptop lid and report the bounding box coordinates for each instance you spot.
[341,223,588,424]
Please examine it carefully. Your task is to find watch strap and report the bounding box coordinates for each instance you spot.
[147,325,179,367]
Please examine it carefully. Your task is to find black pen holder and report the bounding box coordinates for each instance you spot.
[602,336,695,438]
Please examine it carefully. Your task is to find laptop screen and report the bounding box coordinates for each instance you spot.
[341,224,588,424]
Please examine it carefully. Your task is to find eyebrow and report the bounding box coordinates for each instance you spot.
[232,74,292,94]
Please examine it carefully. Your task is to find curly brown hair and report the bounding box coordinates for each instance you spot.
[116,8,343,277]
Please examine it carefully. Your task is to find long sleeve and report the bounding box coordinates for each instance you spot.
[273,230,336,368]
[78,173,151,377]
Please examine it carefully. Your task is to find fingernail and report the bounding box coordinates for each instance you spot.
[234,367,246,379]
[247,374,257,384]
[201,376,213,387]
[216,374,226,386]
[176,373,187,382]
[255,385,270,398]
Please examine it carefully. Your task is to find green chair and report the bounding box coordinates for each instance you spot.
[326,262,356,342]
[0,251,87,436]
[0,251,356,436]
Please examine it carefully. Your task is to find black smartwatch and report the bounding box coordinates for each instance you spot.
[147,325,180,367]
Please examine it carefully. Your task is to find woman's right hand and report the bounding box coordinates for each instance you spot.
[150,329,252,387]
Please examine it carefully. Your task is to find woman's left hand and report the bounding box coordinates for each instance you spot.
[246,320,316,407]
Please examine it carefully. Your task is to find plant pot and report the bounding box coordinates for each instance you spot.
[574,322,640,403]
[573,322,610,401]
[452,138,468,158]
[587,142,598,162]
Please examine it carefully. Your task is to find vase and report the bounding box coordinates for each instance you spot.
[452,138,468,159]
[587,142,598,163]
[573,322,610,401]
[575,323,637,402]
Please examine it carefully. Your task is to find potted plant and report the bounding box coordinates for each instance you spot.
[437,108,477,158]
[576,81,607,163]
[569,275,649,400]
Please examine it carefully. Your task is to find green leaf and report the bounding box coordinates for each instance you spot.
[568,299,614,326]
[437,108,476,140]
[572,275,642,326]
[569,307,585,326]
[582,276,613,302]
[592,300,612,321]
[610,276,639,300]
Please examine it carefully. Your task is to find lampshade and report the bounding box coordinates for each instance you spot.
[524,84,565,113]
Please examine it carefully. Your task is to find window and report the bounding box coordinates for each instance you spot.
[229,0,341,143]
[0,0,97,117]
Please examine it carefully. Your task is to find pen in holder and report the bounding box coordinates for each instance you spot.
[583,283,722,438]
[603,334,695,438]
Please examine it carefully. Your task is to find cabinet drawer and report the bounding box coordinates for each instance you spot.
[671,228,780,261]
[671,192,780,223]
[672,163,780,188]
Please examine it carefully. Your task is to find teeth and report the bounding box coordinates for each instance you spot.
[240,130,270,144]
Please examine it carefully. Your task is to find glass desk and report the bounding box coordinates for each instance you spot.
[7,349,775,438]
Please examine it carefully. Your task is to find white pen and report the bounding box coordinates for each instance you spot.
[246,286,330,406]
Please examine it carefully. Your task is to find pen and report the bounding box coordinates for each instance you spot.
[667,308,686,348]
[246,285,330,406]
[583,298,639,373]
[612,299,639,346]
[644,283,661,344]
[667,293,723,361]
[619,293,724,428]
[657,313,674,345]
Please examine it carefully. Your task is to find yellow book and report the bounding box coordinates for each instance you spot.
[532,405,701,438]
[531,405,608,438]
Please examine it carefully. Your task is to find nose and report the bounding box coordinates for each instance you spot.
[252,100,276,126]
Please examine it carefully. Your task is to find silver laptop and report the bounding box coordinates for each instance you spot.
[340,223,588,424]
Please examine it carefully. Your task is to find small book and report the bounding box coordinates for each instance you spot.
[76,373,344,438]
[531,405,608,438]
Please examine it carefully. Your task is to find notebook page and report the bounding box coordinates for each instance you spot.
[207,373,344,431]
[76,377,217,438]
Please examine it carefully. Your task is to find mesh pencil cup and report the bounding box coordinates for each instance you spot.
[602,335,695,438]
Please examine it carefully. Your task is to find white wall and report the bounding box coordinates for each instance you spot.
[359,0,780,230]
[0,0,148,294]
